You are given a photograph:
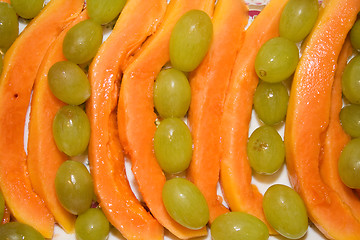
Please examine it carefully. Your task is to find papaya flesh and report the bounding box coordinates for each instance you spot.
[86,0,167,238]
[285,0,360,239]
[0,0,84,237]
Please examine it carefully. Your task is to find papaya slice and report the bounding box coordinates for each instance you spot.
[0,0,84,237]
[187,0,248,223]
[320,37,360,223]
[285,0,360,238]
[117,0,215,238]
[27,10,89,234]
[86,0,167,239]
[219,0,288,234]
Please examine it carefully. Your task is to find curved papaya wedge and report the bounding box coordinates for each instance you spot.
[0,0,84,237]
[187,0,248,223]
[285,0,360,238]
[86,0,166,239]
[219,0,288,234]
[320,37,360,223]
[27,9,88,234]
[117,0,215,238]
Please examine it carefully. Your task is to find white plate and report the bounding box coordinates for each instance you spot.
[18,0,328,239]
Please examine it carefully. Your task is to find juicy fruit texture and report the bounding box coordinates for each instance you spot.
[154,118,192,174]
[154,68,191,118]
[338,138,360,189]
[10,0,44,19]
[170,9,213,72]
[255,37,299,83]
[0,222,44,240]
[63,19,103,64]
[350,19,360,50]
[48,61,91,105]
[279,0,318,43]
[211,212,269,240]
[55,160,94,215]
[162,178,209,229]
[340,104,360,138]
[0,2,18,50]
[0,55,2,75]
[75,208,110,240]
[253,81,289,125]
[0,191,4,221]
[342,55,360,104]
[263,184,308,239]
[247,125,285,175]
[87,0,126,24]
[53,105,90,157]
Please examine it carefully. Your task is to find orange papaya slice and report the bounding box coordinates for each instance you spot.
[86,0,167,239]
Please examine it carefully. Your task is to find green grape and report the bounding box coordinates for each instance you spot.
[162,178,209,229]
[48,61,91,105]
[211,212,269,240]
[263,184,308,239]
[11,0,44,19]
[350,19,360,51]
[253,81,289,125]
[153,68,191,118]
[279,0,319,43]
[0,222,44,240]
[255,37,299,83]
[169,9,213,72]
[340,104,360,138]
[154,118,192,174]
[342,55,360,104]
[75,208,110,240]
[55,160,94,215]
[0,2,18,50]
[63,19,103,64]
[0,191,4,221]
[338,138,360,189]
[247,125,285,175]
[53,105,90,157]
[87,0,126,25]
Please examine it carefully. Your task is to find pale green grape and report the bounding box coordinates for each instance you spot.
[0,191,4,221]
[279,0,319,43]
[0,222,44,240]
[154,118,192,174]
[342,55,360,104]
[87,0,126,25]
[162,178,209,229]
[154,68,191,118]
[350,19,360,51]
[340,104,360,138]
[255,37,299,83]
[75,208,110,240]
[253,81,289,125]
[11,0,44,19]
[52,105,90,157]
[247,125,285,175]
[263,184,308,239]
[211,212,269,240]
[63,19,103,64]
[0,2,18,50]
[48,61,91,105]
[169,9,213,72]
[55,160,94,215]
[338,138,360,189]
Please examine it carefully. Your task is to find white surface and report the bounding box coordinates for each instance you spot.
[17,0,328,239]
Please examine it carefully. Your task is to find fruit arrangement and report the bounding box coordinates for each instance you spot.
[0,0,360,239]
